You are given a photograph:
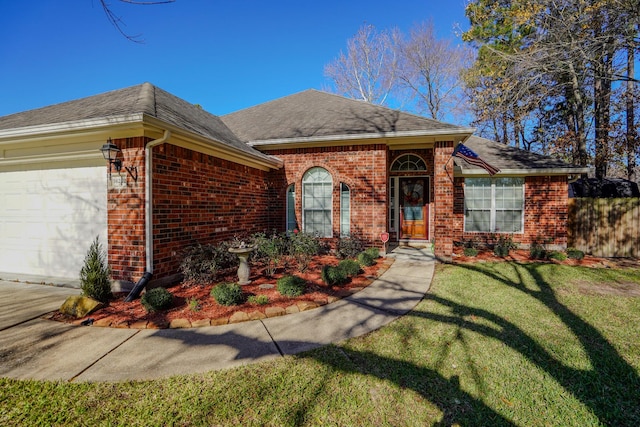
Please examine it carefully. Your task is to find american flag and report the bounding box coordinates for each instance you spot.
[453,143,500,176]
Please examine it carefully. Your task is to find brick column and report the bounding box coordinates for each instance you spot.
[107,137,148,283]
[433,141,455,259]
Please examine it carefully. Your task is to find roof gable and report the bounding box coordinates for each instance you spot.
[222,89,471,143]
[0,83,274,163]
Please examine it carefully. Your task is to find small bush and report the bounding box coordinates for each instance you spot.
[364,247,380,259]
[247,294,269,305]
[252,231,287,276]
[335,237,365,259]
[529,242,547,260]
[211,282,244,306]
[338,259,362,276]
[493,235,517,257]
[548,251,568,261]
[180,242,238,284]
[187,297,201,312]
[80,236,113,303]
[276,275,307,297]
[141,287,173,312]
[321,265,348,286]
[463,247,479,257]
[566,248,585,260]
[357,251,376,267]
[289,232,321,272]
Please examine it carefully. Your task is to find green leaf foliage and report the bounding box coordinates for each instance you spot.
[79,236,112,303]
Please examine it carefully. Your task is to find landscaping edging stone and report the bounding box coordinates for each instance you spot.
[44,258,395,330]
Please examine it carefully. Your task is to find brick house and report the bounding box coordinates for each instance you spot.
[0,83,588,285]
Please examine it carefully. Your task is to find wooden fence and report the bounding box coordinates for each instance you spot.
[568,198,640,258]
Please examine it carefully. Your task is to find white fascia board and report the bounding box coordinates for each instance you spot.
[456,167,592,176]
[247,127,476,147]
[0,114,145,142]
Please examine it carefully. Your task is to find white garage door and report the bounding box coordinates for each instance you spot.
[0,166,107,279]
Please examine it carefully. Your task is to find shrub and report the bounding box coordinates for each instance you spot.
[357,251,376,267]
[180,242,238,284]
[247,294,269,305]
[289,232,321,272]
[276,275,307,297]
[493,235,517,257]
[364,247,381,259]
[80,236,113,303]
[463,247,479,257]
[321,265,348,286]
[252,231,287,276]
[141,287,173,312]
[566,248,585,260]
[338,259,362,276]
[335,237,365,259]
[548,251,568,261]
[529,242,547,260]
[187,297,201,312]
[211,282,244,306]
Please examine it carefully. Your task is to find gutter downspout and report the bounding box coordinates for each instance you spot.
[123,129,171,302]
[145,130,171,274]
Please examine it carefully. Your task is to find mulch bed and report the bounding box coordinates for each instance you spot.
[47,255,394,329]
[452,247,640,269]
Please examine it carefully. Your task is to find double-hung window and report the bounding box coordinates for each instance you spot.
[302,167,333,237]
[464,177,524,233]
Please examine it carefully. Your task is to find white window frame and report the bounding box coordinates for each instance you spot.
[391,154,427,172]
[286,184,296,232]
[302,167,333,237]
[464,177,525,233]
[340,182,350,237]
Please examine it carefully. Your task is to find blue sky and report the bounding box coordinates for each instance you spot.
[0,1,469,117]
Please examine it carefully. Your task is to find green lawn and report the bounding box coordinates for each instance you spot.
[1,262,639,426]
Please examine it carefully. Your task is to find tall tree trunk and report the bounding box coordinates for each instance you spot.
[594,40,614,179]
[568,63,588,167]
[627,42,637,181]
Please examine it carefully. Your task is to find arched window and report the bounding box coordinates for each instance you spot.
[340,183,350,237]
[286,184,296,232]
[302,167,333,237]
[391,154,427,172]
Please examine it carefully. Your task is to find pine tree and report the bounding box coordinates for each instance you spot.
[80,236,112,303]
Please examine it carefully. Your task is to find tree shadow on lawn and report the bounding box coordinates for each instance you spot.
[410,262,640,426]
[294,262,639,426]
[141,261,638,426]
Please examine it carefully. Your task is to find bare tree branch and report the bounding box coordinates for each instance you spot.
[99,0,175,43]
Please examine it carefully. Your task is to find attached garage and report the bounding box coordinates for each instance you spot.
[0,165,107,279]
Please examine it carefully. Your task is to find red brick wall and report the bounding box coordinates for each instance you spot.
[107,137,149,283]
[433,141,455,258]
[453,175,569,247]
[151,144,272,278]
[263,145,388,246]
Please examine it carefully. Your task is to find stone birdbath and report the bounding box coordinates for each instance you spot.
[228,242,257,285]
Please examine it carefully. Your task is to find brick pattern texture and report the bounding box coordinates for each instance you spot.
[452,175,569,247]
[263,145,388,246]
[106,137,570,282]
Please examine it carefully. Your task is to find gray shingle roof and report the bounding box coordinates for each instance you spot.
[460,136,586,173]
[0,83,272,161]
[221,89,471,143]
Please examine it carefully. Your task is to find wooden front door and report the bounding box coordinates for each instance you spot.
[399,177,428,239]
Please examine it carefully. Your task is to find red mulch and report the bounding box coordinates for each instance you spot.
[50,255,393,329]
[452,247,640,268]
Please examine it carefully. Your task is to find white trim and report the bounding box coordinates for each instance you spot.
[463,177,525,234]
[456,167,591,176]
[248,128,476,147]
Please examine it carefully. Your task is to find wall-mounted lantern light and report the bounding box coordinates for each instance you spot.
[99,138,138,181]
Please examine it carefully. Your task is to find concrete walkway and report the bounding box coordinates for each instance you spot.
[0,247,435,382]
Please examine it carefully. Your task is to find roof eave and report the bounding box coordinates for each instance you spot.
[247,128,476,148]
[456,167,591,176]
[0,113,145,143]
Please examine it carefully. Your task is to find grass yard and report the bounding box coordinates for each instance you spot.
[1,262,639,426]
